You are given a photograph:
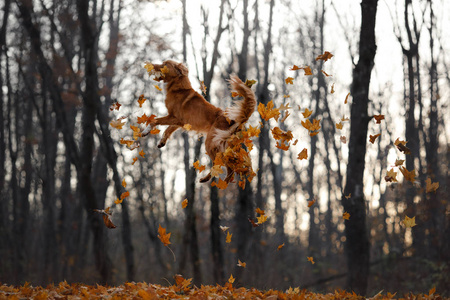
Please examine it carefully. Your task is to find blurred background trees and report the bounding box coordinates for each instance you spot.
[0,0,448,296]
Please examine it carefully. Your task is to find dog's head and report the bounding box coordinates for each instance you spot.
[151,60,188,82]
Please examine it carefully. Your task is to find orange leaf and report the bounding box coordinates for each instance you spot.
[285,77,294,85]
[131,157,138,165]
[374,114,385,124]
[256,214,268,225]
[330,83,335,94]
[211,178,228,190]
[255,208,265,215]
[385,169,398,182]
[137,94,146,107]
[120,191,130,200]
[340,136,347,144]
[150,128,160,135]
[158,224,171,246]
[290,65,301,71]
[335,122,343,130]
[302,66,313,75]
[182,199,188,209]
[109,101,121,111]
[226,231,232,243]
[302,108,313,118]
[307,256,315,264]
[193,160,206,173]
[94,208,117,229]
[257,100,280,121]
[298,148,308,160]
[110,119,125,130]
[277,243,285,251]
[343,212,350,220]
[369,133,381,144]
[139,149,145,158]
[228,274,235,283]
[237,259,246,268]
[321,70,332,77]
[315,51,333,62]
[121,179,127,188]
[307,199,316,208]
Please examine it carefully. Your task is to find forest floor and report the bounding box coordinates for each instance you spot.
[0,280,445,299]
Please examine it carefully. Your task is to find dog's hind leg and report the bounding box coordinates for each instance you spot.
[158,125,180,148]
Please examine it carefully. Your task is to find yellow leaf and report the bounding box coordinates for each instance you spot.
[182,199,188,209]
[402,215,417,228]
[255,208,265,215]
[226,231,232,244]
[257,100,280,121]
[121,179,127,188]
[193,160,206,173]
[110,119,125,130]
[228,274,235,284]
[139,149,145,158]
[302,108,313,118]
[114,198,123,205]
[307,256,315,264]
[158,224,171,246]
[245,79,257,87]
[343,212,350,220]
[144,62,154,74]
[183,124,192,130]
[256,214,268,224]
[237,259,246,268]
[345,193,351,199]
[200,81,207,94]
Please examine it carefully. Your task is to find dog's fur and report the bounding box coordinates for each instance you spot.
[142,60,256,183]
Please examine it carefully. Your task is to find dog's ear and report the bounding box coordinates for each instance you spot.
[175,63,189,77]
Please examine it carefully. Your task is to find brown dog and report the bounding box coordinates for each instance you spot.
[142,60,256,183]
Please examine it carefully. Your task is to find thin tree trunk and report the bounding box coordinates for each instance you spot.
[342,0,378,295]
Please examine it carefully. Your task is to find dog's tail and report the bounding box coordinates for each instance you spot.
[225,75,257,126]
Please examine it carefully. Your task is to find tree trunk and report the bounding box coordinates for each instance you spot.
[342,0,378,295]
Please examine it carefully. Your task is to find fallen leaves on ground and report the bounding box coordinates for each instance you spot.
[0,281,443,299]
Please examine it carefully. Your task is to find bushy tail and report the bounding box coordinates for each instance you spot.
[225,75,257,126]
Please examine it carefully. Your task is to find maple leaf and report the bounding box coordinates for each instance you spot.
[290,65,301,71]
[345,193,351,199]
[307,256,315,264]
[255,208,265,215]
[402,215,417,228]
[131,157,138,165]
[210,165,224,178]
[144,62,154,74]
[237,259,246,268]
[157,224,171,246]
[139,149,145,158]
[94,207,117,229]
[369,133,381,144]
[181,199,188,209]
[302,66,313,75]
[399,166,416,182]
[395,159,405,166]
[130,125,142,140]
[340,136,347,144]
[279,103,291,111]
[344,92,351,104]
[226,231,232,243]
[109,101,121,111]
[277,243,285,251]
[330,83,335,94]
[335,122,343,130]
[115,198,123,205]
[160,65,169,74]
[343,212,350,220]
[302,108,313,118]
[245,79,257,87]
[257,214,268,225]
[285,77,294,85]
[138,94,146,107]
[248,217,260,228]
[220,225,229,232]
[258,100,280,121]
[193,160,205,173]
[137,113,156,126]
[150,128,160,135]
[425,178,439,193]
[120,191,130,200]
[341,115,349,122]
[228,274,235,284]
[316,51,333,61]
[385,168,398,182]
[395,138,411,154]
[374,114,385,124]
[110,119,125,130]
[211,178,228,190]
[298,148,308,160]
[307,199,316,208]
[121,179,127,188]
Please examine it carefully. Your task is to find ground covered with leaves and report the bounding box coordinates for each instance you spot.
[0,280,445,299]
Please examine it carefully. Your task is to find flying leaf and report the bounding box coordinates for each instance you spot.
[277,243,285,251]
[302,108,313,118]
[150,128,160,135]
[279,103,291,111]
[335,122,343,130]
[193,160,206,173]
[290,65,301,71]
[182,199,188,209]
[137,113,156,126]
[385,168,398,182]
[395,159,405,166]
[343,212,350,220]
[139,149,145,158]
[369,133,381,144]
[341,115,349,122]
[120,138,134,148]
[425,178,439,193]
[131,157,138,165]
[211,178,228,190]
[109,101,121,111]
[255,208,265,215]
[157,224,171,246]
[226,231,232,244]
[110,119,125,130]
[258,100,280,121]
[316,51,333,61]
[228,274,235,284]
[298,148,308,160]
[121,179,127,188]
[154,85,162,91]
[138,94,146,107]
[285,77,294,85]
[237,260,246,268]
[256,214,268,225]
[220,225,229,232]
[399,166,416,183]
[344,93,350,104]
[321,70,332,77]
[200,81,207,94]
[330,83,335,94]
[340,136,347,144]
[395,138,411,154]
[345,193,351,199]
[120,191,130,200]
[302,66,313,75]
[144,62,154,74]
[307,256,315,264]
[160,65,169,74]
[94,207,116,229]
[114,198,123,205]
[402,215,417,228]
[248,217,260,228]
[374,114,385,124]
[307,199,316,207]
[245,79,257,87]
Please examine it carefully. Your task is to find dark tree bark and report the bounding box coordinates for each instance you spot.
[342,0,378,295]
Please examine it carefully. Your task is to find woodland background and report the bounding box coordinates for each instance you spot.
[0,0,449,297]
